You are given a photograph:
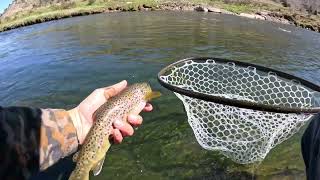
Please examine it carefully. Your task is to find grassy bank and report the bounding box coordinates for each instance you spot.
[0,0,154,32]
[1,0,320,33]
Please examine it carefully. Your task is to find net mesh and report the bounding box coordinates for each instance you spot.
[159,59,319,164]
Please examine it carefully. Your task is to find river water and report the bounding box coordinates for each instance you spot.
[1,11,320,180]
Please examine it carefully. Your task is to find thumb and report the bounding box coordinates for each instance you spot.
[80,80,128,115]
[103,80,128,100]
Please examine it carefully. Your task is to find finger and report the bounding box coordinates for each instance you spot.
[128,101,146,116]
[112,129,123,144]
[79,80,128,116]
[113,120,134,137]
[128,114,143,126]
[104,80,127,100]
[143,103,153,112]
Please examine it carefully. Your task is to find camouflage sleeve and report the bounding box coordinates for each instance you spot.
[39,109,79,170]
[0,106,79,180]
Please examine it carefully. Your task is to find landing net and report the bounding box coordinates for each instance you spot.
[158,57,320,164]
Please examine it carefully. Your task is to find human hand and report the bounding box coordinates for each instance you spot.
[68,80,153,144]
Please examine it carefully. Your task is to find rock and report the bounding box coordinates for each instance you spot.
[239,13,266,20]
[172,6,181,11]
[305,24,316,31]
[142,4,152,8]
[220,9,236,15]
[138,5,151,11]
[194,6,208,12]
[283,14,294,22]
[239,13,256,19]
[257,10,271,16]
[207,7,222,13]
[254,14,266,20]
[264,15,291,25]
[181,6,194,11]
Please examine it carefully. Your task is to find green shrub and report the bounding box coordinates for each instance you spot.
[60,2,77,9]
[224,0,251,5]
[87,0,96,5]
[50,1,76,10]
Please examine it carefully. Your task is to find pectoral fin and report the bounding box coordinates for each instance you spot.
[145,91,161,101]
[72,152,79,162]
[92,156,106,176]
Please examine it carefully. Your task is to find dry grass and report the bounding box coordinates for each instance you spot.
[0,0,159,32]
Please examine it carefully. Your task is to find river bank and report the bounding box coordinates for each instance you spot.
[0,0,320,33]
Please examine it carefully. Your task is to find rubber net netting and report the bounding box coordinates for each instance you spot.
[159,59,320,164]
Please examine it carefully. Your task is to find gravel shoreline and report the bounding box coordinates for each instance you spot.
[0,2,319,33]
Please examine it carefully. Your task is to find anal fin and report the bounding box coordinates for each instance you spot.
[92,156,106,176]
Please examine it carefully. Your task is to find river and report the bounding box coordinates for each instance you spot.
[1,11,320,180]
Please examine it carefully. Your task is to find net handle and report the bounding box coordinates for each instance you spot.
[157,57,320,114]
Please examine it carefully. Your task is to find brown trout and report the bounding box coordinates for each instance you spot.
[69,83,161,180]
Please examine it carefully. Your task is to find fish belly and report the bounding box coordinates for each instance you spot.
[69,100,133,180]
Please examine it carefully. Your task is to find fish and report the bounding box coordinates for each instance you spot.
[69,83,161,180]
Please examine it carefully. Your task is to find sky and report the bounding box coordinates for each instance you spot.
[0,0,12,14]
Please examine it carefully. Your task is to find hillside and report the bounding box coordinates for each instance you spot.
[273,0,319,14]
[0,0,320,33]
[1,0,68,18]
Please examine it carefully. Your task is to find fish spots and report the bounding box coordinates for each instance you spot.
[70,83,153,180]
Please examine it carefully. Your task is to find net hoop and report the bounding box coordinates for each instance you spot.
[158,57,320,114]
